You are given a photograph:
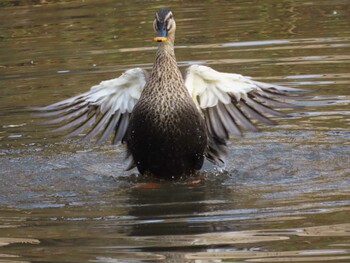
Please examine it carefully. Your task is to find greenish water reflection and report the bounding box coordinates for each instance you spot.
[0,0,349,262]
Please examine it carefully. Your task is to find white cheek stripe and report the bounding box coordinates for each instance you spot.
[167,20,172,30]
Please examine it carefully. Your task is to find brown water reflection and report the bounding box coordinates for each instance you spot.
[0,0,350,262]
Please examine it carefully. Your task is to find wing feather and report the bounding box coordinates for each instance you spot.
[33,100,88,118]
[96,111,121,145]
[112,113,130,144]
[42,106,88,125]
[185,64,309,166]
[207,107,229,140]
[32,68,148,146]
[51,111,89,133]
[64,113,97,137]
[216,102,242,137]
[82,110,113,142]
[224,102,259,132]
[31,94,88,112]
[238,101,277,125]
[244,96,288,117]
[253,93,301,107]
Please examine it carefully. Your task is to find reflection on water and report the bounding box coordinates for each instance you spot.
[0,0,349,262]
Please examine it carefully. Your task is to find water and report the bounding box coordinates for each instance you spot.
[0,0,349,262]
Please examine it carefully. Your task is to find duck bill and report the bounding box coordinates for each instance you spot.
[154,24,167,42]
[154,36,167,42]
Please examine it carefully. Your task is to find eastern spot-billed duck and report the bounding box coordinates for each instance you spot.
[33,8,307,178]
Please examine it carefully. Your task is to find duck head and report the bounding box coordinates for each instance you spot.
[153,8,176,43]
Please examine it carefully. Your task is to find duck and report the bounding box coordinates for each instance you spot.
[33,7,307,178]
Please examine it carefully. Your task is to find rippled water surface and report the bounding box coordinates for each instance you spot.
[0,0,349,262]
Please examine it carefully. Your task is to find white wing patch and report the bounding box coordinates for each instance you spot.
[185,64,308,166]
[32,67,148,145]
[88,67,146,114]
[185,65,260,109]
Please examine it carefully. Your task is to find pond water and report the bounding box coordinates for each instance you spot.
[0,0,349,262]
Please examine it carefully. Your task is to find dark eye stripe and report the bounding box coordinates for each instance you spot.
[153,20,158,30]
[164,12,173,22]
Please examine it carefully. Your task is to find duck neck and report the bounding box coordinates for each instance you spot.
[145,33,187,96]
[153,41,178,73]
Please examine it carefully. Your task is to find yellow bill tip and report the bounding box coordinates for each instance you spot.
[154,37,167,42]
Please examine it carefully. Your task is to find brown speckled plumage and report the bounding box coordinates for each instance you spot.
[126,10,207,177]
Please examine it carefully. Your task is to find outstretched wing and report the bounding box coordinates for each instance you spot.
[185,65,307,166]
[32,68,148,145]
